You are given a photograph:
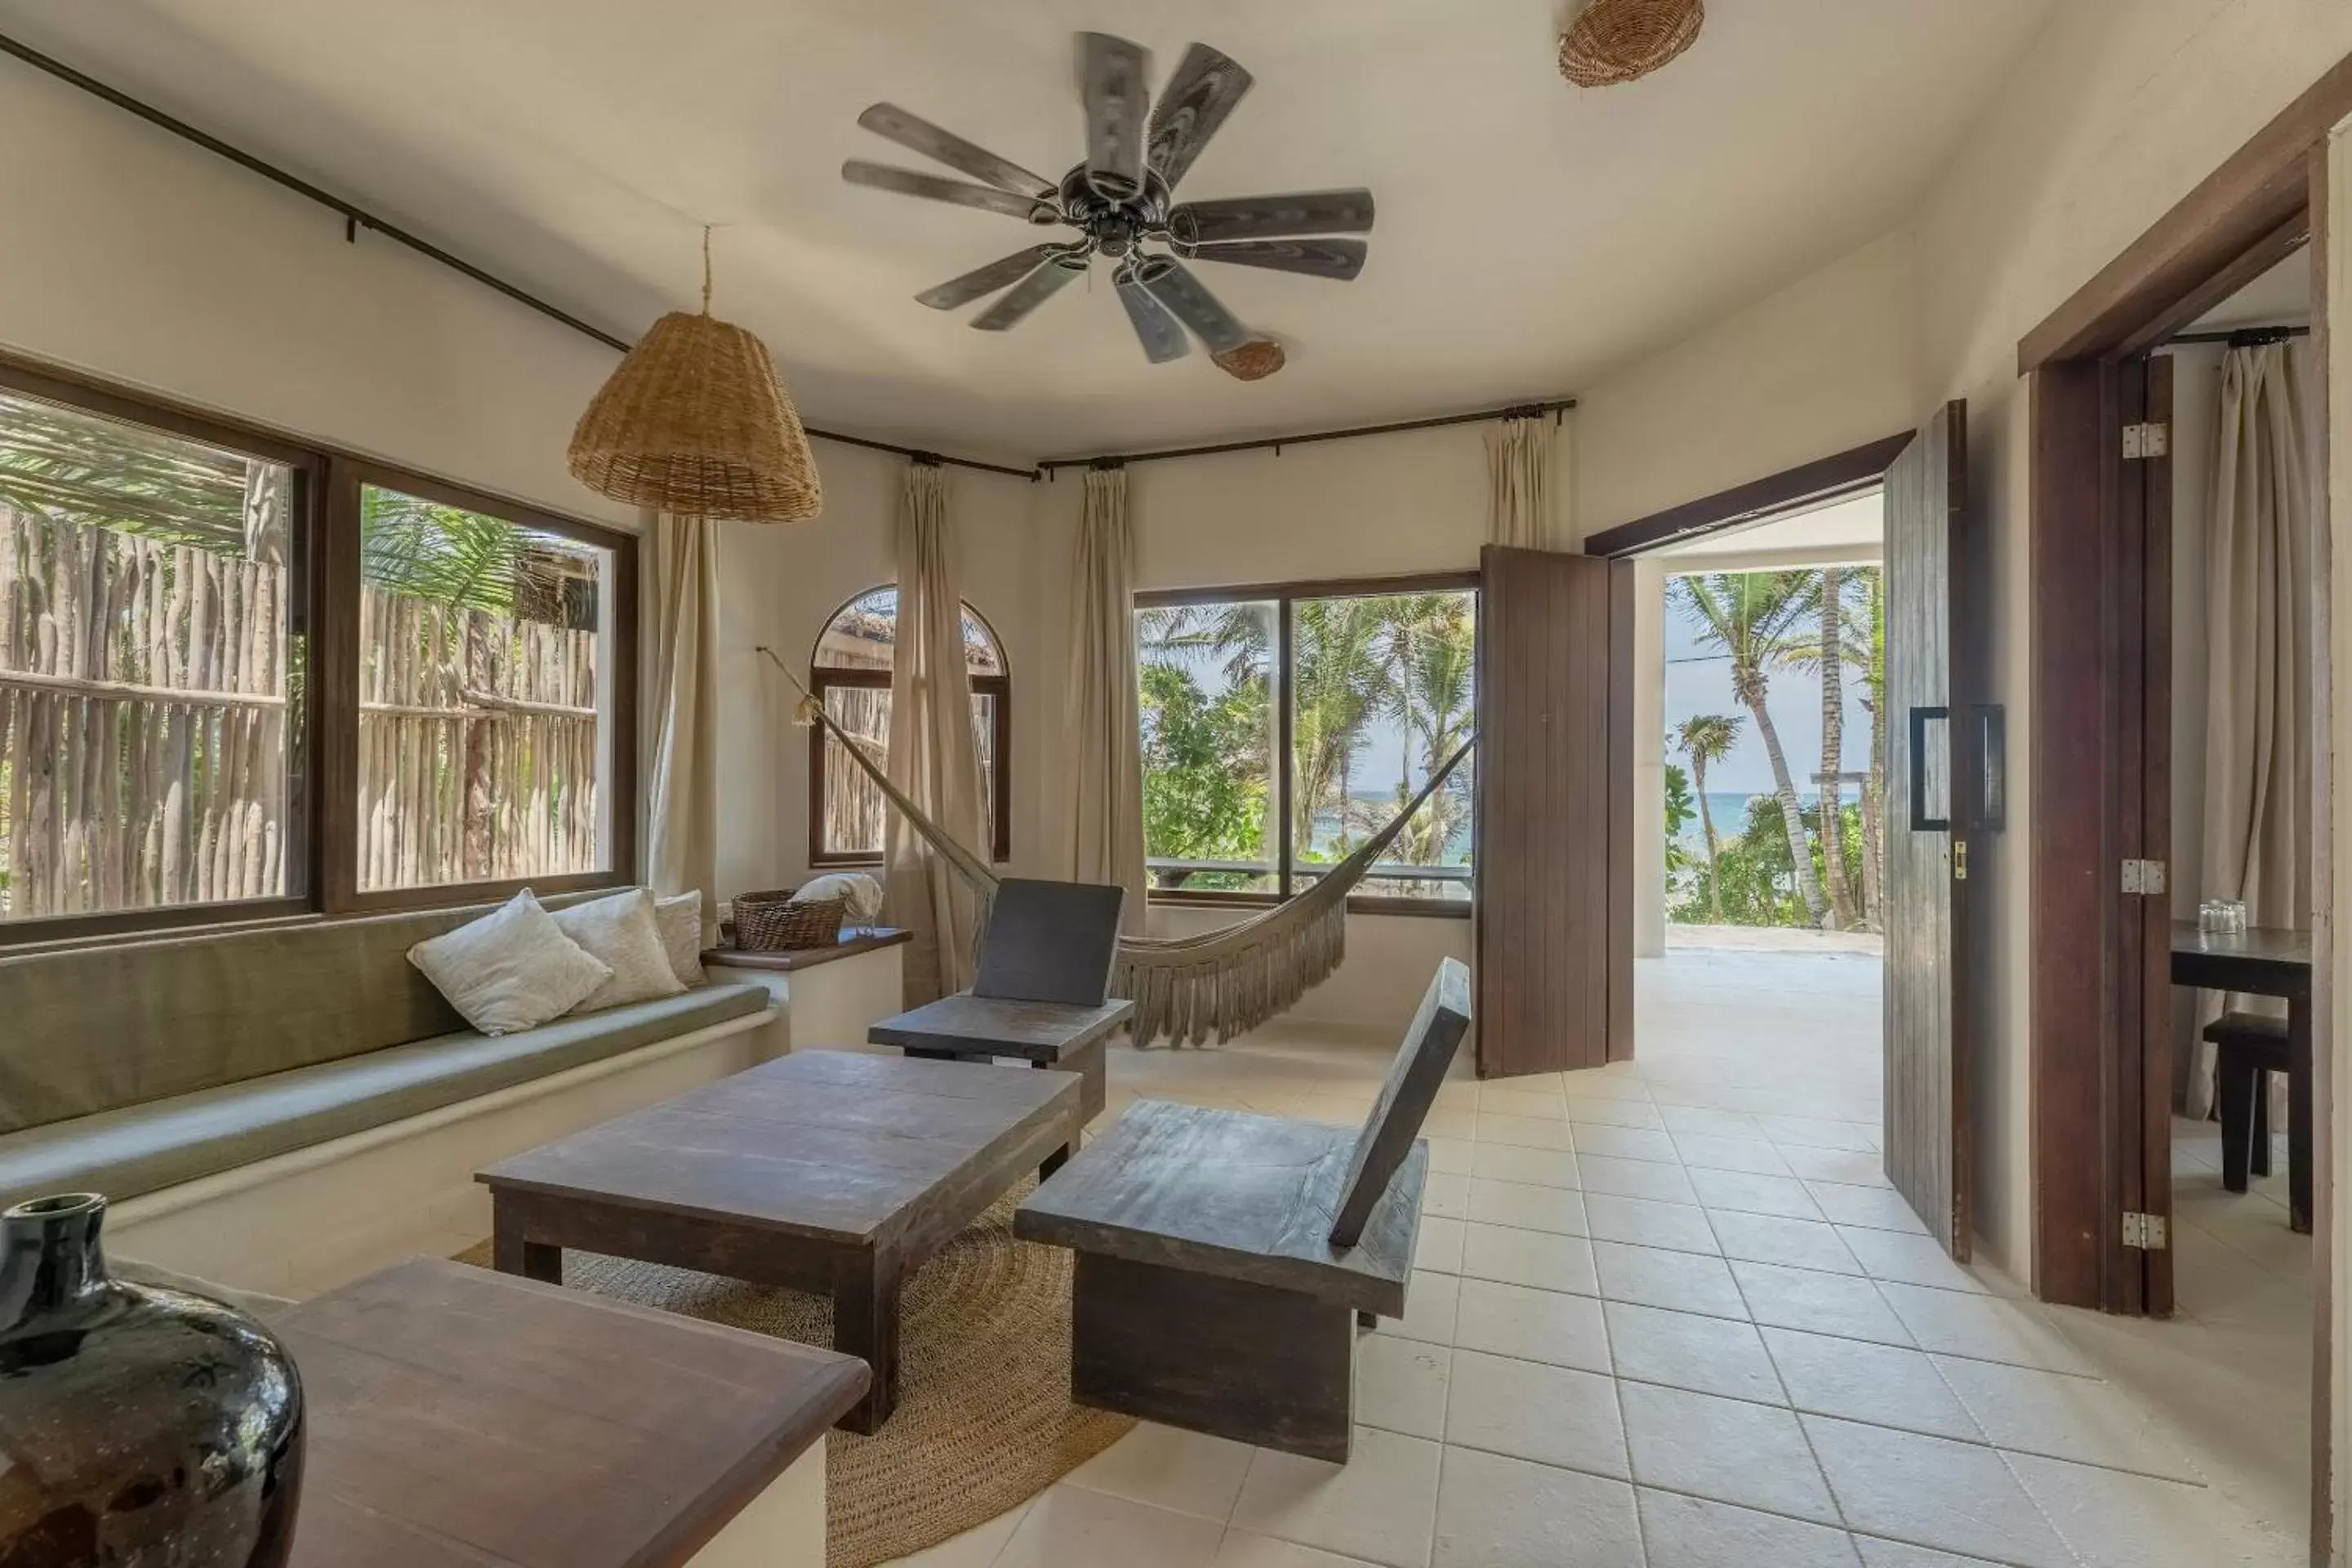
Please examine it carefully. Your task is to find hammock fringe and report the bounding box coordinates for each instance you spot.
[756,647,1472,1047]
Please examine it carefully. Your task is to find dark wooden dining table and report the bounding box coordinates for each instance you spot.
[2170,920,2313,1232]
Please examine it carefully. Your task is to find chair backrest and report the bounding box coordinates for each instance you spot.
[1328,957,1474,1248]
[972,878,1126,1006]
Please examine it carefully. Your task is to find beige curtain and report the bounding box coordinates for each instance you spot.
[884,463,987,1003]
[641,511,719,941]
[2187,342,2313,1118]
[1486,415,1557,548]
[1063,465,1147,932]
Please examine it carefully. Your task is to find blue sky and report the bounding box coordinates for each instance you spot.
[1664,572,1878,797]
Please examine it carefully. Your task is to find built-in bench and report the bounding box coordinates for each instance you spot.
[0,896,906,1296]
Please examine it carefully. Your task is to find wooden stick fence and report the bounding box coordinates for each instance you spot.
[1,508,286,917]
[0,508,600,919]
[354,585,599,892]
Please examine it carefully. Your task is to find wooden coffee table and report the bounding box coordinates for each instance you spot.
[278,1258,867,1567]
[477,1049,1080,1432]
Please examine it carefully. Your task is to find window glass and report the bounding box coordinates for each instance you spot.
[354,483,610,890]
[0,387,302,921]
[812,587,1006,862]
[1290,590,1477,902]
[1136,600,1279,893]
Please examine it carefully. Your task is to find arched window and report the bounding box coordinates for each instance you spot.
[810,586,1009,866]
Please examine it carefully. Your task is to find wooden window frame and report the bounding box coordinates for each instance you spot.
[806,594,1013,870]
[0,355,324,947]
[1135,569,1481,921]
[0,350,639,945]
[319,457,639,915]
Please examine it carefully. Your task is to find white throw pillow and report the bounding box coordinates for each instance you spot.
[554,888,690,1014]
[653,890,708,988]
[408,890,611,1037]
[791,871,884,924]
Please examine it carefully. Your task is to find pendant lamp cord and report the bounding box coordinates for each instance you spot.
[701,225,714,314]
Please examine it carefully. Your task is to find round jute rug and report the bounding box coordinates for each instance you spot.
[456,1182,1131,1566]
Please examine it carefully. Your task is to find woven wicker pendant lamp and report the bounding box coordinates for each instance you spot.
[568,229,823,522]
[1558,0,1704,87]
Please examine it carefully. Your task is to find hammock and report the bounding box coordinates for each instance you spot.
[757,647,1473,1045]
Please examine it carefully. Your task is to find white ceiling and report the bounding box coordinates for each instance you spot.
[2189,250,2312,333]
[0,0,2055,461]
[1658,491,1883,559]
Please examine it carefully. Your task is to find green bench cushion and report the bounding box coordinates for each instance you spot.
[0,983,770,1211]
[0,893,613,1134]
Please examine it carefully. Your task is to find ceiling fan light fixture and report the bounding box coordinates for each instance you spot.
[567,234,823,523]
[1558,0,1704,88]
[1213,337,1286,381]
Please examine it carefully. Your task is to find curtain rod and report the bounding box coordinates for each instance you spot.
[1039,398,1577,472]
[2164,323,2311,347]
[0,31,1038,483]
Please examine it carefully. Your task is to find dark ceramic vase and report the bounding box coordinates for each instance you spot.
[0,1194,304,1566]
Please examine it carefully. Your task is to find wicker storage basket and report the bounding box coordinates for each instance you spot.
[732,890,847,951]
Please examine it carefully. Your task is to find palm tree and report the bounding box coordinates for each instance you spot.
[1669,571,1828,924]
[1290,598,1393,856]
[1391,596,1476,870]
[1674,713,1743,923]
[1815,566,1856,930]
[1851,568,1886,929]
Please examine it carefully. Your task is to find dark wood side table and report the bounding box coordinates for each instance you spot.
[2171,920,2313,1232]
[277,1257,866,1567]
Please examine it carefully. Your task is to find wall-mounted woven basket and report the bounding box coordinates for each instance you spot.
[1558,0,1704,87]
[731,890,847,951]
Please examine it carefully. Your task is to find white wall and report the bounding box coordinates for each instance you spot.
[711,445,1049,898]
[1573,230,1921,538]
[0,52,632,532]
[1909,0,2352,1278]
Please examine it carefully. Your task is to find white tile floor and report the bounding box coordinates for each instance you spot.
[886,950,2305,1567]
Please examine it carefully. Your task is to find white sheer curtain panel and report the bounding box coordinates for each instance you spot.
[2187,341,2313,1117]
[884,462,987,1003]
[1486,415,1558,548]
[1063,466,1147,932]
[642,511,719,941]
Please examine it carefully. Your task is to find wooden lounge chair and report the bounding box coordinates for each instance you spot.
[867,879,1134,1174]
[1013,958,1472,1462]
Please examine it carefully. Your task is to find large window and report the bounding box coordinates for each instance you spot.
[0,362,637,942]
[0,379,312,929]
[809,586,1010,866]
[1138,576,1477,913]
[353,479,617,893]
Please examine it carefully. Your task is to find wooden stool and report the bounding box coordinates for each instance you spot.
[2207,1010,2290,1193]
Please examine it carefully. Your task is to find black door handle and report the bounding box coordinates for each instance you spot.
[1909,706,1949,831]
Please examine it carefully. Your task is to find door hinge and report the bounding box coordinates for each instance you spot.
[1952,840,1968,880]
[2121,858,2167,895]
[2123,421,2171,460]
[2122,1211,2169,1250]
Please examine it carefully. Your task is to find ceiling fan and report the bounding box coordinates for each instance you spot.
[841,33,1374,376]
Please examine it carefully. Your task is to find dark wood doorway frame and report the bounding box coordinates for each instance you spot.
[2018,52,2348,1566]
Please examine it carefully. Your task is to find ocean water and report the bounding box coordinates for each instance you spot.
[1679,790,1829,851]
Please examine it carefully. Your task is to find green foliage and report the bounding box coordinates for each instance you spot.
[1663,764,1696,879]
[1137,590,1476,892]
[1139,662,1270,889]
[1671,795,1869,929]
